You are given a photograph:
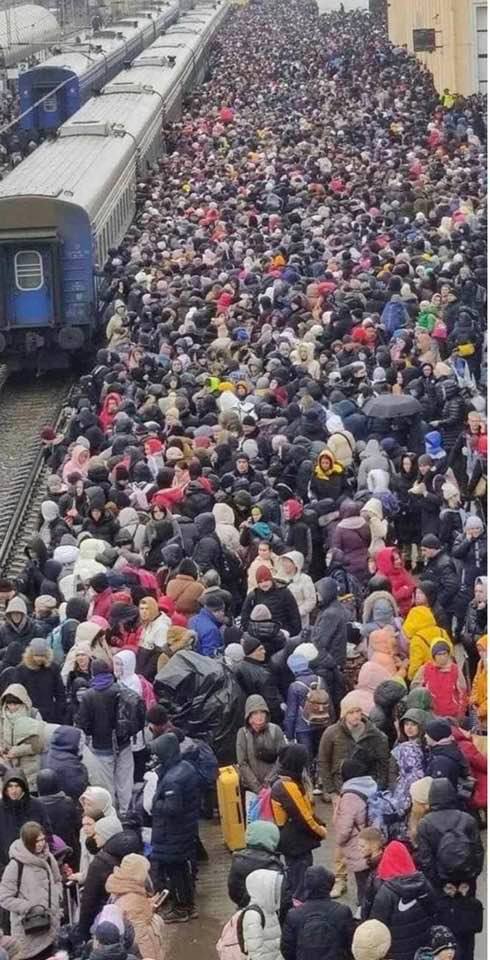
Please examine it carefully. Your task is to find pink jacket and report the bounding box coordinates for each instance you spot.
[334,777,377,872]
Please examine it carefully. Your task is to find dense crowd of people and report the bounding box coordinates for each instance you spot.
[0,1,487,959]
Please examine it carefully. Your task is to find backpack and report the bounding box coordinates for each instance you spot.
[437,826,479,881]
[217,906,265,960]
[247,786,274,823]
[184,739,219,790]
[48,623,66,665]
[299,677,333,728]
[115,685,146,745]
[343,788,391,838]
[296,909,338,960]
[218,545,244,588]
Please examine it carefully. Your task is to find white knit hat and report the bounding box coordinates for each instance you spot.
[352,921,391,960]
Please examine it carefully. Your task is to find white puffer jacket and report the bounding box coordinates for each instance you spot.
[213,503,240,552]
[281,551,317,627]
[242,869,283,960]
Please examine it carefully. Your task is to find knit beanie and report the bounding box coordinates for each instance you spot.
[421,534,441,549]
[255,566,274,584]
[352,921,391,960]
[431,926,458,956]
[95,923,121,946]
[92,658,113,676]
[29,638,50,656]
[409,777,433,805]
[94,817,123,845]
[250,603,272,621]
[425,719,452,742]
[242,634,263,656]
[294,641,318,662]
[340,691,365,718]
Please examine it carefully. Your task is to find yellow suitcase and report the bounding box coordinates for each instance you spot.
[217,765,245,851]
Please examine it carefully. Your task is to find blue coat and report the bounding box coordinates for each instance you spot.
[284,669,319,740]
[189,608,223,657]
[151,757,200,863]
[42,725,89,801]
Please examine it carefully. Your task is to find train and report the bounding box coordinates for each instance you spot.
[17,0,183,132]
[0,0,229,370]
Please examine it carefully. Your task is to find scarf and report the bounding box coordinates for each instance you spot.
[90,673,114,691]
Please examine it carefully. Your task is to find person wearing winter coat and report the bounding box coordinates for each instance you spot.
[149,732,200,923]
[235,638,283,725]
[113,650,155,781]
[240,869,283,960]
[470,633,487,728]
[78,824,142,941]
[0,685,45,792]
[282,500,312,571]
[452,515,487,601]
[368,840,435,960]
[403,605,452,682]
[227,821,284,910]
[334,757,378,903]
[0,599,37,656]
[319,692,390,798]
[361,499,388,559]
[0,821,61,960]
[464,581,487,681]
[284,654,327,755]
[36,768,81,868]
[0,772,52,874]
[166,559,205,615]
[13,639,66,725]
[311,577,348,667]
[362,589,400,636]
[420,535,463,631]
[236,695,286,794]
[412,639,467,720]
[76,659,137,812]
[369,681,406,749]
[415,777,484,890]
[213,502,241,553]
[241,569,302,637]
[424,719,470,787]
[451,723,487,811]
[375,548,416,618]
[192,512,224,574]
[189,594,226,657]
[42,725,89,801]
[246,542,281,593]
[357,440,391,494]
[309,450,346,502]
[389,724,426,819]
[333,500,371,583]
[281,866,355,960]
[271,744,326,902]
[105,853,166,960]
[278,552,316,628]
[136,596,171,681]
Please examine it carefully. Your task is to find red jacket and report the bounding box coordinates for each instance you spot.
[92,588,114,622]
[376,547,416,617]
[151,487,184,510]
[423,662,463,718]
[452,727,487,809]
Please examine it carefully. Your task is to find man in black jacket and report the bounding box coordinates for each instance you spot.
[420,535,463,631]
[415,778,484,892]
[235,635,283,724]
[78,826,142,940]
[192,513,224,574]
[36,768,81,868]
[425,719,470,787]
[14,638,66,724]
[76,659,138,813]
[281,866,355,960]
[240,568,302,637]
[311,577,348,667]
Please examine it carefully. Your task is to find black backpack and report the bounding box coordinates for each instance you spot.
[296,910,338,960]
[115,685,146,745]
[437,825,479,881]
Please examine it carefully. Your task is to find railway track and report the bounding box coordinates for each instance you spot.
[0,368,75,578]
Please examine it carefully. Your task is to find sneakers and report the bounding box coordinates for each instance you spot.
[165,906,198,923]
[330,880,347,899]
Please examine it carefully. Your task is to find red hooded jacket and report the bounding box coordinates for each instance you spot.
[376,547,416,617]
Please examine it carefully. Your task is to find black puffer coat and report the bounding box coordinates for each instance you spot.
[370,872,435,960]
[241,585,301,637]
[369,680,406,748]
[415,779,484,887]
[192,513,223,573]
[228,846,284,908]
[311,578,348,666]
[78,830,142,939]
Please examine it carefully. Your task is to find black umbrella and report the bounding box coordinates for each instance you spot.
[363,394,422,419]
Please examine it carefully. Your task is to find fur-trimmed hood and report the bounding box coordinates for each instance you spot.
[22,646,54,670]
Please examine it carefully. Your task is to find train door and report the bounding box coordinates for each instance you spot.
[33,85,66,128]
[6,246,56,328]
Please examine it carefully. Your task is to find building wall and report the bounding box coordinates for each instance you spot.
[387,0,487,96]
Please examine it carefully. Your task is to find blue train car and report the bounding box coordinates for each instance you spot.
[0,0,229,371]
[18,2,181,131]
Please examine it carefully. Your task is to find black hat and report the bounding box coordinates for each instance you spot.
[430,926,458,956]
[425,719,452,742]
[421,534,441,549]
[242,634,263,656]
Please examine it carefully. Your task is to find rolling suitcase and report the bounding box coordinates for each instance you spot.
[217,765,245,851]
[62,879,80,926]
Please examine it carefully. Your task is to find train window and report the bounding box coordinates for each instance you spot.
[43,95,57,113]
[14,250,44,291]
